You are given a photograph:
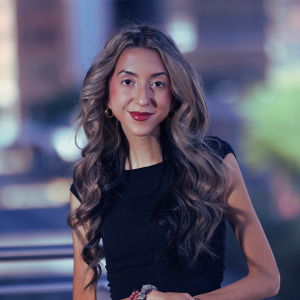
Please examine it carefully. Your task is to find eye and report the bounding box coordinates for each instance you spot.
[152,81,164,87]
[122,79,133,86]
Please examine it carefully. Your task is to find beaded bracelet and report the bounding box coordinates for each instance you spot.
[130,290,140,300]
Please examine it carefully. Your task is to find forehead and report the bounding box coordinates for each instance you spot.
[114,47,169,74]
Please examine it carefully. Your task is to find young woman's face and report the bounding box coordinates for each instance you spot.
[108,47,173,138]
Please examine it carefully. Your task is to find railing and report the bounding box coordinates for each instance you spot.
[0,245,74,261]
[0,233,109,297]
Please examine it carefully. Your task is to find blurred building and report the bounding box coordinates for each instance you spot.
[15,0,113,121]
[16,0,71,107]
[164,0,267,88]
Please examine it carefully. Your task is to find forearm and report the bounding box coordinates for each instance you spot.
[193,273,280,300]
[122,272,279,300]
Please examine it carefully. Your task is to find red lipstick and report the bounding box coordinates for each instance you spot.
[128,111,154,121]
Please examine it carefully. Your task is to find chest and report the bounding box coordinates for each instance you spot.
[103,194,168,269]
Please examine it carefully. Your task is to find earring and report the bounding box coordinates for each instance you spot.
[105,106,114,118]
[166,109,176,120]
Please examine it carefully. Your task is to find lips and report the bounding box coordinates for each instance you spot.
[128,111,154,121]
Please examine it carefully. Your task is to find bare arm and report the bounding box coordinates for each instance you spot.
[70,191,97,300]
[192,153,280,300]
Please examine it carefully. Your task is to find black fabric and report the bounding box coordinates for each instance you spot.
[69,136,236,299]
[70,182,81,202]
[204,136,236,162]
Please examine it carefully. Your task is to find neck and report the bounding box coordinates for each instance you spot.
[122,126,162,170]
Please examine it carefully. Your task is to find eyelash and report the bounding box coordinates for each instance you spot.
[121,79,165,87]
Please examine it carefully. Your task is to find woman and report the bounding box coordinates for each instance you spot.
[68,22,280,300]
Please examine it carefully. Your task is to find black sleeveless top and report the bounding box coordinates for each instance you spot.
[70,136,236,300]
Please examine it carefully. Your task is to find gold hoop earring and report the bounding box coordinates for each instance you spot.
[105,106,114,118]
[166,109,176,120]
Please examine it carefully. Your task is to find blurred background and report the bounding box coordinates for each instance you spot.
[0,0,299,299]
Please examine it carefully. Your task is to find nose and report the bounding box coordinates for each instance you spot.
[134,83,151,106]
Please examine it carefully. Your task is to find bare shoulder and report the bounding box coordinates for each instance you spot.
[221,152,256,227]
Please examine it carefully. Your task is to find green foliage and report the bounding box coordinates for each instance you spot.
[235,68,300,173]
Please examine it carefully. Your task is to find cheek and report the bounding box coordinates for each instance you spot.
[159,90,173,108]
[109,79,130,109]
[109,81,121,104]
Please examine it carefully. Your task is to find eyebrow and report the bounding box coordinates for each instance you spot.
[117,70,169,78]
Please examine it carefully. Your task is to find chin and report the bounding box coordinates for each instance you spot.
[122,123,160,138]
[119,117,163,138]
[129,128,157,137]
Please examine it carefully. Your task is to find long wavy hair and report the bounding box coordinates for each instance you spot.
[67,20,233,291]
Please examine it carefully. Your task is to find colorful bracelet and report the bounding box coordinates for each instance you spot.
[129,290,140,300]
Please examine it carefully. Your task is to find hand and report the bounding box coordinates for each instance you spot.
[147,290,195,300]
